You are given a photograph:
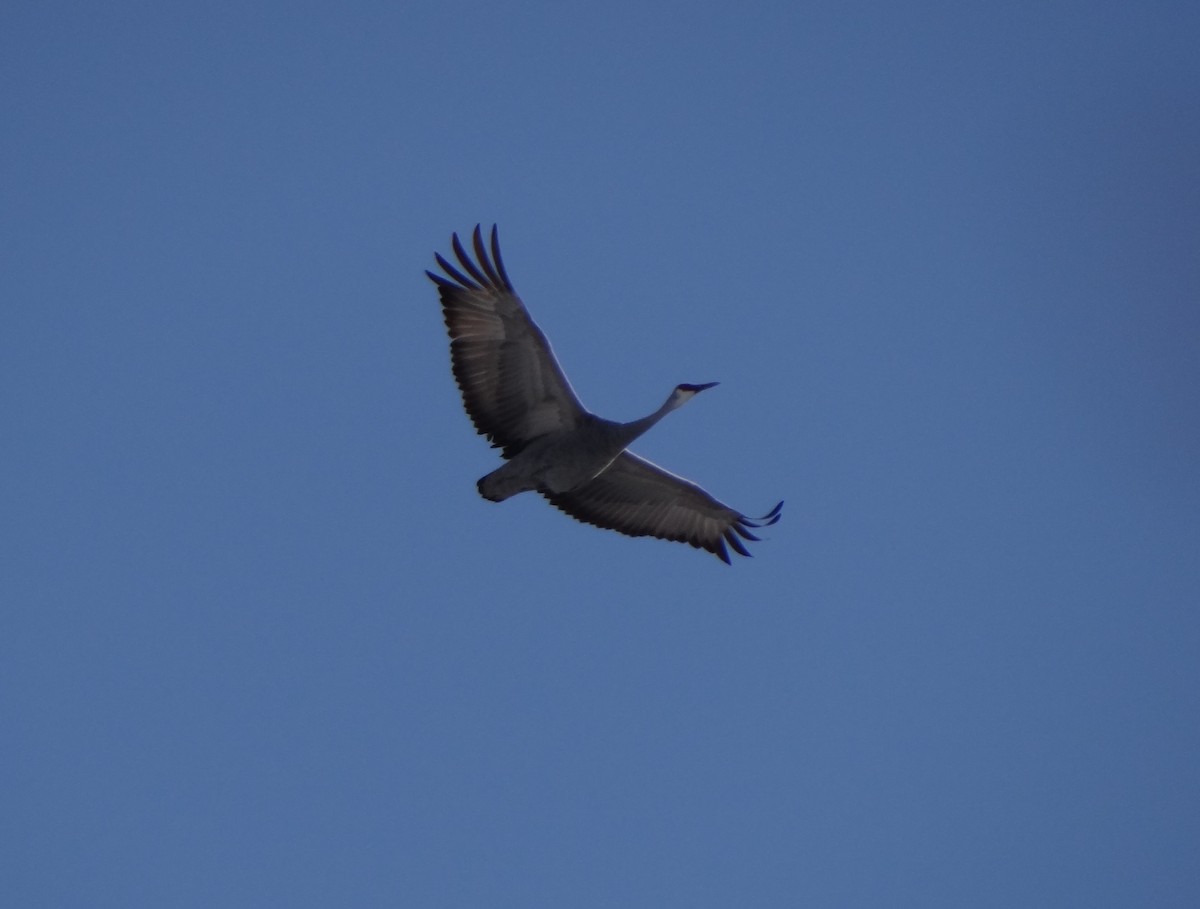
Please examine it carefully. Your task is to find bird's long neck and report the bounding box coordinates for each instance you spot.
[614,394,680,447]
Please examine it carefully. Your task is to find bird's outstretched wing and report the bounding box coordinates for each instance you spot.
[543,451,783,563]
[427,225,587,458]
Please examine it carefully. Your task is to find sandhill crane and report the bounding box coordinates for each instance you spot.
[427,225,783,563]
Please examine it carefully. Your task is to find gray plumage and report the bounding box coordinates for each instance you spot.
[427,225,782,563]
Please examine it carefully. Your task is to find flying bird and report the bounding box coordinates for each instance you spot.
[427,225,782,563]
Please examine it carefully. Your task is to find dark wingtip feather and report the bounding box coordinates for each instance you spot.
[724,528,753,558]
[472,224,503,287]
[744,501,784,527]
[715,538,732,565]
[451,232,489,286]
[433,251,480,290]
[489,224,513,290]
[732,523,762,542]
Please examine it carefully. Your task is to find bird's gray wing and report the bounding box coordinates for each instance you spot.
[427,225,587,458]
[542,451,783,563]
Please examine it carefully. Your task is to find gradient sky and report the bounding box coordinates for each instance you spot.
[4,2,1199,906]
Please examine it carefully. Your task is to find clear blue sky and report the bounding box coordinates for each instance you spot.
[4,2,1199,906]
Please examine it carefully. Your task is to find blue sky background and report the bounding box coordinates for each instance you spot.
[4,1,1199,905]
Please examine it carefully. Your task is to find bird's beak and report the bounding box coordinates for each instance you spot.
[695,382,719,392]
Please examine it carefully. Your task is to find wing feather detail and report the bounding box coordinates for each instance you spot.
[542,451,783,563]
[427,225,587,457]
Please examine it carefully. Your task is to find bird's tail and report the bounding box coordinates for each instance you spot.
[477,465,530,502]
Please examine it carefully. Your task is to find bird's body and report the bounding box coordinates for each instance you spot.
[477,386,710,502]
[427,225,781,563]
[477,412,630,502]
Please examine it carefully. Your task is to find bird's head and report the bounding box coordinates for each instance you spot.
[667,381,719,410]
